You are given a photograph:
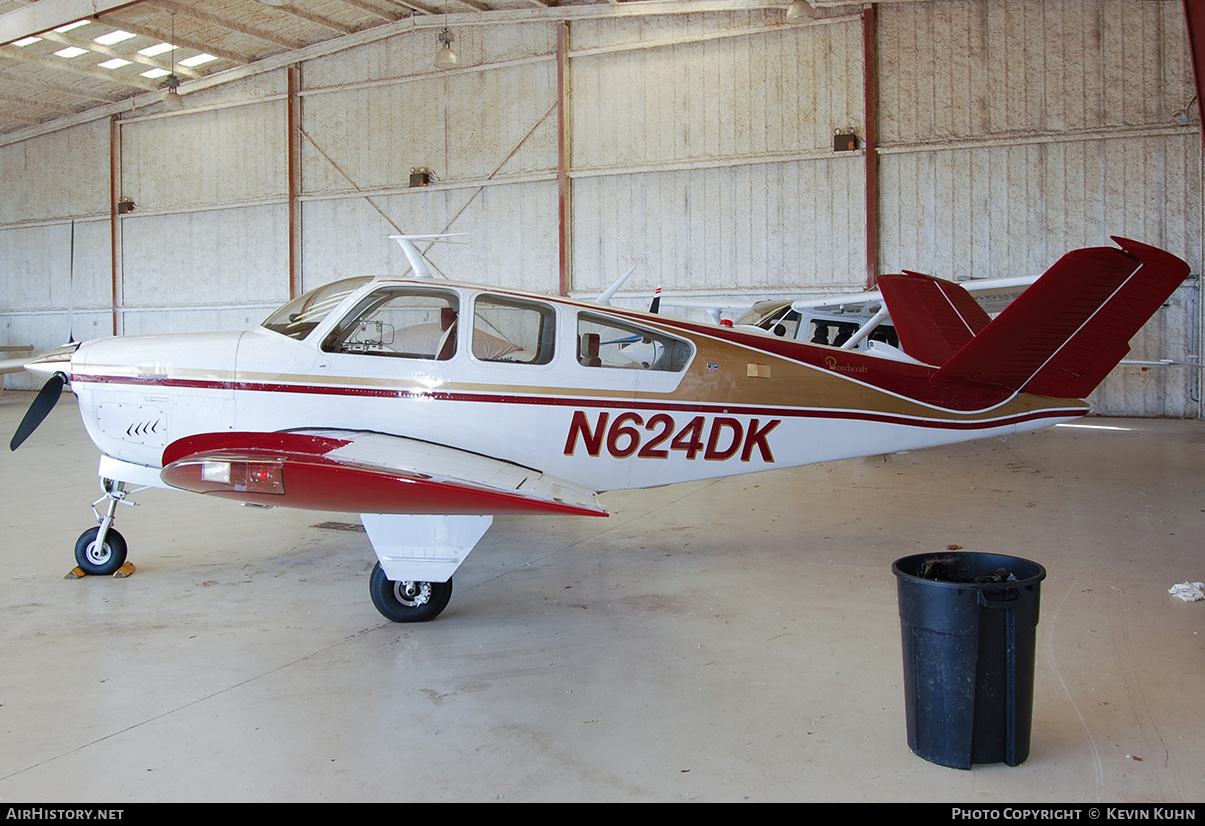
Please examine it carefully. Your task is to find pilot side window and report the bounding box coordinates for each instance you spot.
[471,296,555,364]
[322,288,460,360]
[576,313,693,372]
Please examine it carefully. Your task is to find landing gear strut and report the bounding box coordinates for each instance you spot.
[72,478,139,577]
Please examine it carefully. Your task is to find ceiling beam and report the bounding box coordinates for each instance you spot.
[38,30,204,79]
[0,0,141,45]
[0,89,79,115]
[269,4,359,35]
[0,43,161,90]
[94,15,250,64]
[338,0,408,23]
[147,0,306,50]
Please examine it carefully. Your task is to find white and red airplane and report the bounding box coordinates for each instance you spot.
[8,235,1189,622]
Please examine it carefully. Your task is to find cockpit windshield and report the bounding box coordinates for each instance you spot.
[261,277,372,341]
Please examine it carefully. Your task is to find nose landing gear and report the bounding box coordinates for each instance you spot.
[68,478,141,578]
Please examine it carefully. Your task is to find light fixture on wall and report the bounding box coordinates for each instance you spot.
[161,12,183,111]
[785,0,816,21]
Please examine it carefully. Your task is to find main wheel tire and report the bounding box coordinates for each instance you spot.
[74,527,128,576]
[369,562,453,623]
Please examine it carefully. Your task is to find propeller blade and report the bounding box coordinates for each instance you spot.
[10,373,66,451]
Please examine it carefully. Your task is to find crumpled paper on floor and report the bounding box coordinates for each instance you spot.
[1168,581,1205,602]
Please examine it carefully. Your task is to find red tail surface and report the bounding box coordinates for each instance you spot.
[925,238,1189,398]
[875,271,993,366]
[876,239,1189,398]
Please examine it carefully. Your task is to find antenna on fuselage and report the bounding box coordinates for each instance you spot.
[595,265,638,305]
[389,233,468,280]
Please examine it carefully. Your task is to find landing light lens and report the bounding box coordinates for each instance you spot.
[200,460,285,494]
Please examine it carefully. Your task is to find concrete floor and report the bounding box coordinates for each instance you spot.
[0,390,1202,803]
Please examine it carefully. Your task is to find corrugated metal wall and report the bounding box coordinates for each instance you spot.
[569,12,866,296]
[1,0,1201,415]
[876,0,1201,415]
[297,22,561,292]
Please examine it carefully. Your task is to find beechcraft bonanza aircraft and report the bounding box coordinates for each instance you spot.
[8,235,1190,622]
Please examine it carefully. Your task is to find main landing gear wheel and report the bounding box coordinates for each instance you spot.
[369,562,452,623]
[74,526,128,577]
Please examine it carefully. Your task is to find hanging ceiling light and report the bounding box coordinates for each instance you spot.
[162,73,183,110]
[785,0,816,21]
[435,1,457,70]
[435,26,458,69]
[161,12,183,110]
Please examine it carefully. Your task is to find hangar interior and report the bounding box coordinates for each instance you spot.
[1,0,1204,803]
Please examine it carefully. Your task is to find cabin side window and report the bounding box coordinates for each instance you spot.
[471,296,556,364]
[576,313,693,372]
[807,319,861,347]
[322,288,460,360]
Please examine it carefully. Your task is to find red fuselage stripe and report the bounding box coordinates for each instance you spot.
[71,373,1083,430]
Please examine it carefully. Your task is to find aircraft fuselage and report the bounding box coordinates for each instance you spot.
[60,278,1085,497]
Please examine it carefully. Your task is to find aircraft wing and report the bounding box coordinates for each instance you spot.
[160,429,608,517]
[655,274,1040,325]
[788,274,1040,316]
[1,347,39,374]
[1,358,31,375]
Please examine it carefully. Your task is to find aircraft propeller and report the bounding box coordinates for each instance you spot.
[10,372,66,451]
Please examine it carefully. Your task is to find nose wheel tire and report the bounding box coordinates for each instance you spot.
[369,562,452,623]
[74,527,128,576]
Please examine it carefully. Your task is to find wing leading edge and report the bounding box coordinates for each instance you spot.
[160,430,608,517]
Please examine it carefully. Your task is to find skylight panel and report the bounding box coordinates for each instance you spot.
[139,43,175,57]
[141,68,170,79]
[13,36,41,47]
[54,20,90,33]
[54,46,90,59]
[179,53,217,67]
[99,58,132,70]
[95,30,137,46]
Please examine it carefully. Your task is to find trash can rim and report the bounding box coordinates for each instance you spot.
[892,551,1047,588]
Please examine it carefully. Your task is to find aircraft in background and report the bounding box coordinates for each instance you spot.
[8,235,1189,623]
[657,274,1041,354]
[1,356,34,375]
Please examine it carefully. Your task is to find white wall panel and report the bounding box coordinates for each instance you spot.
[0,118,112,389]
[878,134,1201,279]
[570,13,863,170]
[301,179,559,294]
[111,99,290,338]
[878,0,1194,142]
[0,219,110,313]
[0,218,112,390]
[0,119,110,224]
[301,65,557,196]
[120,102,287,211]
[119,204,289,315]
[571,158,865,297]
[568,11,867,302]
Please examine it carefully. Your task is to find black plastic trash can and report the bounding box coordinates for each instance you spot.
[892,551,1046,769]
